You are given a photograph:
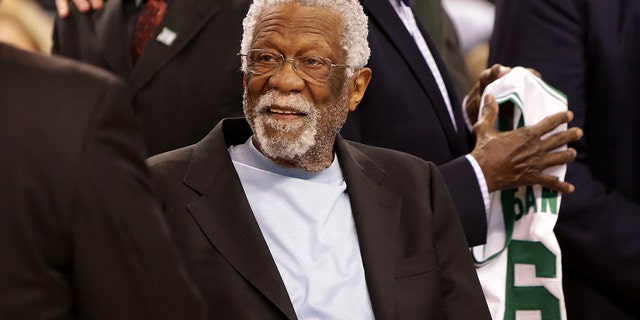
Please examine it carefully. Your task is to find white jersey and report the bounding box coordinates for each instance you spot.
[472,67,568,320]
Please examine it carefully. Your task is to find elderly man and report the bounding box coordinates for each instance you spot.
[147,0,491,318]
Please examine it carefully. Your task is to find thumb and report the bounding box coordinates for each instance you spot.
[474,94,498,134]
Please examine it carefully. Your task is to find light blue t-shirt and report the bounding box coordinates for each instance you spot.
[228,138,374,320]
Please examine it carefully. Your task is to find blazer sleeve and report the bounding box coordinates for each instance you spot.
[439,156,488,247]
[428,163,492,319]
[489,0,640,309]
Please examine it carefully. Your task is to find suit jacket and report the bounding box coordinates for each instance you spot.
[342,0,487,246]
[52,0,250,156]
[147,118,491,320]
[489,0,640,318]
[0,43,203,319]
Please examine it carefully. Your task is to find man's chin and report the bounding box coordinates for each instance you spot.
[249,114,318,161]
[256,130,316,160]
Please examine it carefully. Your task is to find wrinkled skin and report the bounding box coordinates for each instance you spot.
[242,2,371,172]
[466,64,583,193]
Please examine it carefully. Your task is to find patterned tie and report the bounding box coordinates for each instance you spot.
[131,0,167,63]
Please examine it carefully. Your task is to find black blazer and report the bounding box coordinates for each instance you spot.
[342,0,487,246]
[147,118,491,320]
[52,0,250,156]
[489,0,640,318]
[0,43,203,319]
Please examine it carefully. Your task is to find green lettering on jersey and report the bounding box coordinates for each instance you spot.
[501,188,524,221]
[524,185,537,216]
[505,240,560,320]
[541,187,559,214]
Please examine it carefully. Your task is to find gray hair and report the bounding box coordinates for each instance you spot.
[240,0,370,76]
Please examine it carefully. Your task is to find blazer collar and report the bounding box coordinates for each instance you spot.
[183,119,298,319]
[362,0,467,155]
[184,118,401,320]
[335,138,401,320]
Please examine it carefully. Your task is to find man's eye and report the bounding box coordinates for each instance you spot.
[299,57,324,68]
[257,53,279,64]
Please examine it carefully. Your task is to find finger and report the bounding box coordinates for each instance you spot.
[538,148,578,169]
[465,96,481,124]
[55,0,69,17]
[535,174,575,194]
[491,64,511,79]
[73,0,91,12]
[473,94,499,133]
[478,64,511,92]
[477,65,498,88]
[540,127,584,151]
[463,81,483,125]
[89,0,104,10]
[531,110,574,136]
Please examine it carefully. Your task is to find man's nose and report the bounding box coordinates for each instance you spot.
[268,58,305,92]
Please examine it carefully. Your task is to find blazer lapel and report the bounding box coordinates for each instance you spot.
[362,0,464,155]
[93,0,133,77]
[183,120,298,320]
[128,0,222,94]
[414,21,471,152]
[336,137,401,320]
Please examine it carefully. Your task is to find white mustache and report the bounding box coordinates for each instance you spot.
[255,90,314,113]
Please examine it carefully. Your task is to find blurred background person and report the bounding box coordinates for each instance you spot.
[489,0,640,318]
[442,0,494,83]
[0,41,204,320]
[53,0,250,156]
[0,0,53,53]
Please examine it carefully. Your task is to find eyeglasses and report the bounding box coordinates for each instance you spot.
[239,49,353,83]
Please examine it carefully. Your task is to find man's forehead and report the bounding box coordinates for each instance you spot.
[254,3,343,35]
[252,3,344,52]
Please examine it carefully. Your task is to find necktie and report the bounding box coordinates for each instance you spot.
[401,0,413,7]
[131,0,167,62]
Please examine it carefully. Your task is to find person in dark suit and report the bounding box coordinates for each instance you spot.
[489,0,640,318]
[147,0,491,318]
[341,0,583,246]
[52,0,250,156]
[0,42,204,320]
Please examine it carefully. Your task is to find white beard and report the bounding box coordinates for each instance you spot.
[245,89,319,160]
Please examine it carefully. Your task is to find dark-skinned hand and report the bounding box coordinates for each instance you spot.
[471,94,583,194]
[465,64,542,125]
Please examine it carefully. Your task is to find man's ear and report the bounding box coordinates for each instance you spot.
[348,67,372,112]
